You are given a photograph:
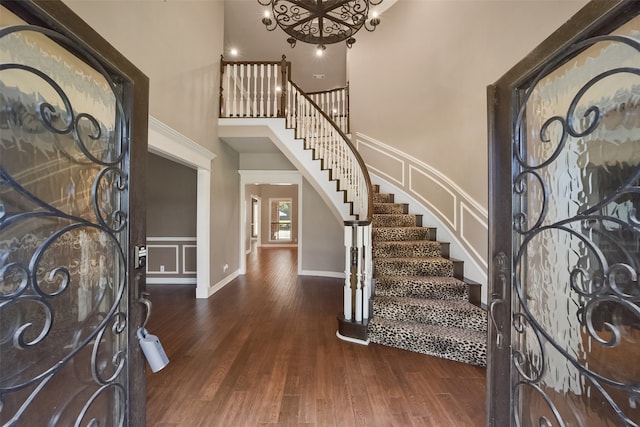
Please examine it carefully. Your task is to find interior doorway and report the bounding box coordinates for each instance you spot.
[148,116,215,298]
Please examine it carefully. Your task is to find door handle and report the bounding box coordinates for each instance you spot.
[490,252,508,349]
[489,298,504,349]
[136,272,151,329]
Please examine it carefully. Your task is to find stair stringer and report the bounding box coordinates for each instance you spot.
[219,118,357,224]
[370,172,488,305]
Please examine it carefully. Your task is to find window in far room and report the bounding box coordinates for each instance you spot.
[269,198,291,241]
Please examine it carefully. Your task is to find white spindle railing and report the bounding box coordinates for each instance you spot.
[220,58,373,333]
[221,59,286,118]
[308,85,350,135]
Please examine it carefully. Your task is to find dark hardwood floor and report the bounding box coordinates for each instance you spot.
[145,246,486,426]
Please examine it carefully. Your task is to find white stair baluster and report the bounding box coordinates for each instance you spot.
[239,65,245,117]
[245,65,252,116]
[224,64,231,117]
[273,64,279,116]
[252,64,258,117]
[266,65,271,117]
[260,64,265,117]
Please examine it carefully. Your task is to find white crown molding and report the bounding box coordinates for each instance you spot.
[148,115,216,170]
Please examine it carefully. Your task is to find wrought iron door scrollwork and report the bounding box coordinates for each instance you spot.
[512,33,640,426]
[1,23,130,426]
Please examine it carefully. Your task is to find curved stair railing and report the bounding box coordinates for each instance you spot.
[307,84,349,135]
[220,56,373,338]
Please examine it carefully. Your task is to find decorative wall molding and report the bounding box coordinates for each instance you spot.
[357,139,405,187]
[355,133,488,287]
[146,245,180,274]
[147,236,197,242]
[182,245,197,274]
[146,237,198,285]
[408,165,457,230]
[147,278,197,285]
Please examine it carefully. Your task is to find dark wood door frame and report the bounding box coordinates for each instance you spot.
[487,1,639,425]
[1,1,149,424]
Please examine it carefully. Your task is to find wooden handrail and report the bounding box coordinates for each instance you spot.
[307,83,350,134]
[286,79,372,224]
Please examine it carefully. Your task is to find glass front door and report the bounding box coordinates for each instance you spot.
[489,3,640,426]
[0,3,148,425]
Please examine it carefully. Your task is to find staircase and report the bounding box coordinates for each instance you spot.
[218,57,487,367]
[367,186,487,367]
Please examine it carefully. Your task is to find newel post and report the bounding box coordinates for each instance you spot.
[278,55,288,118]
[219,55,225,118]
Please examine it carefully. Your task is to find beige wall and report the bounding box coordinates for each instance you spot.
[301,179,344,274]
[64,0,238,285]
[65,0,224,148]
[348,0,588,281]
[348,0,588,208]
[147,153,197,237]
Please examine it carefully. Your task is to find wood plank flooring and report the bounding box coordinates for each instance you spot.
[145,247,486,426]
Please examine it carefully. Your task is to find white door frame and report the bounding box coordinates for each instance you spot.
[147,116,216,299]
[238,170,303,274]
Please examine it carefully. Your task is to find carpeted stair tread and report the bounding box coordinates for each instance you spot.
[375,275,468,300]
[374,257,454,277]
[373,193,394,203]
[368,185,486,367]
[368,318,487,367]
[374,203,408,214]
[373,296,487,332]
[372,214,418,228]
[372,227,434,242]
[373,240,442,258]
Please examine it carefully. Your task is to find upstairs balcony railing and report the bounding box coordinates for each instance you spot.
[220,56,373,339]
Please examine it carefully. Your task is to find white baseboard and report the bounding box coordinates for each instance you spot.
[197,270,240,299]
[336,331,369,345]
[299,270,345,279]
[147,278,196,285]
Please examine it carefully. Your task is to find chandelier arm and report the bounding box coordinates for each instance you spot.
[363,17,379,32]
[257,0,273,6]
[369,0,383,4]
[323,13,364,32]
[320,0,362,15]
[279,14,317,32]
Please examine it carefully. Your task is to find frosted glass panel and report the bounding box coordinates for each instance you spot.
[512,16,640,426]
[0,8,128,426]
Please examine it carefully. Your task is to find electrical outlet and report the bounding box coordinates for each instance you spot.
[223,263,228,273]
[160,265,165,272]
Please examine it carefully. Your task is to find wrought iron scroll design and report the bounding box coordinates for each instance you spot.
[512,34,640,427]
[0,24,129,426]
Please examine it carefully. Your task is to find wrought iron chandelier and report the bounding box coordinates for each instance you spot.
[258,0,383,50]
